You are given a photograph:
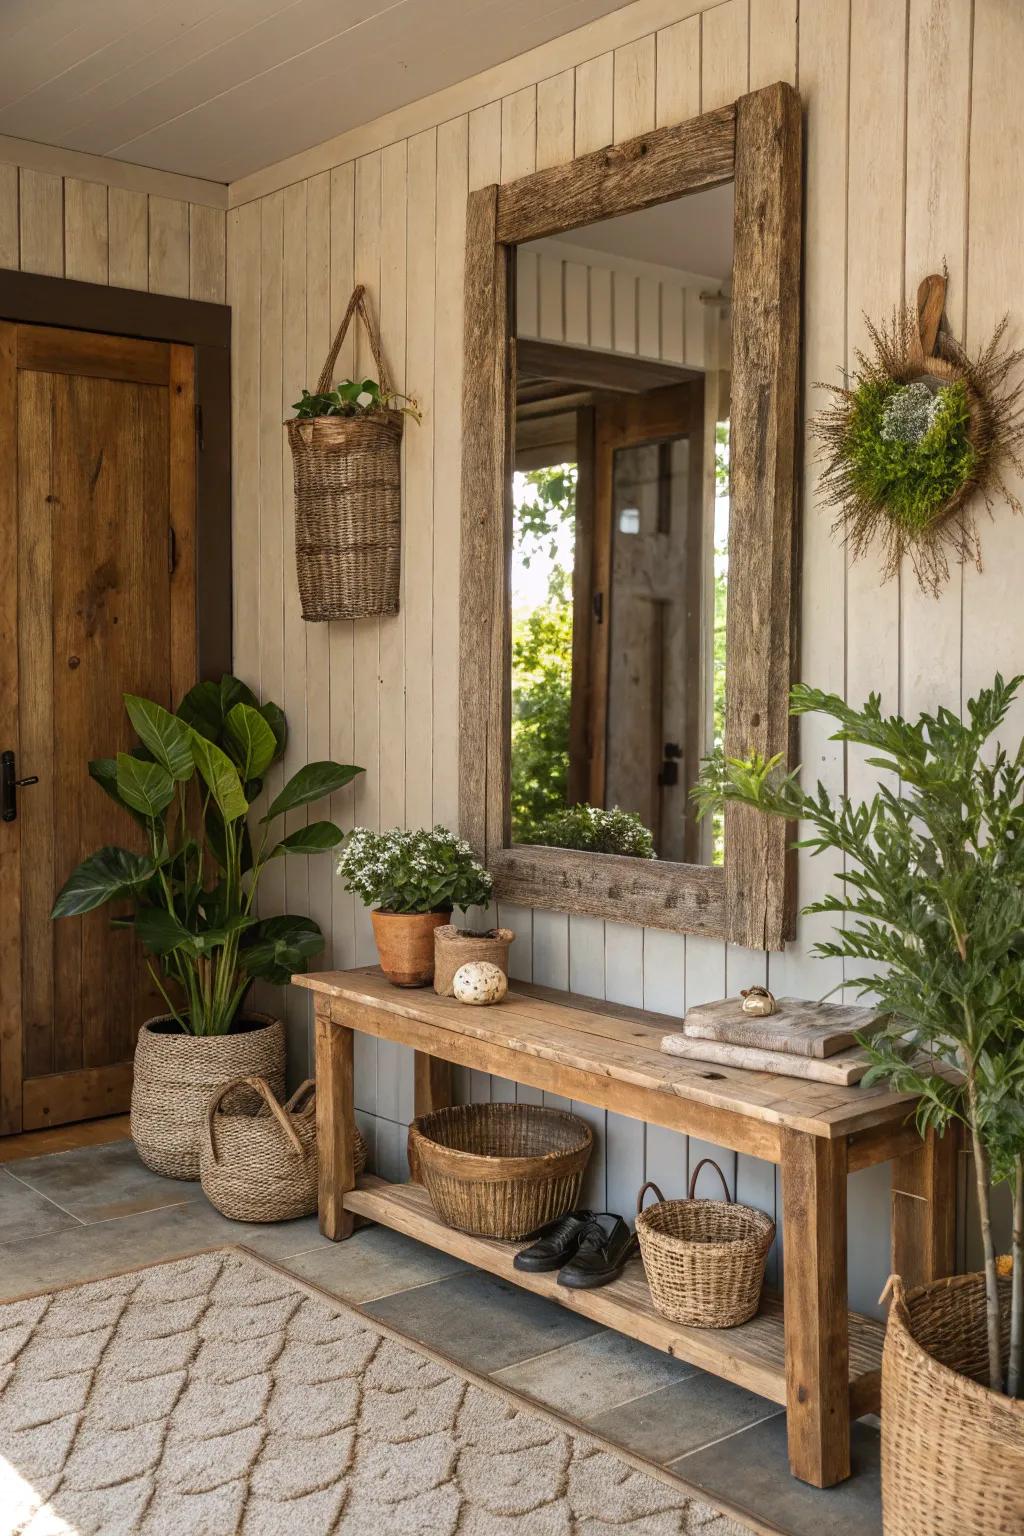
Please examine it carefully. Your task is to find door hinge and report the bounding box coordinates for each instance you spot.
[194,402,204,450]
[168,525,177,575]
[592,591,604,624]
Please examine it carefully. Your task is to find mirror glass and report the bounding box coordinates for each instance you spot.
[509,182,733,864]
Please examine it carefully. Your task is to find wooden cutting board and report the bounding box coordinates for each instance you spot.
[681,995,885,1059]
[661,1032,873,1085]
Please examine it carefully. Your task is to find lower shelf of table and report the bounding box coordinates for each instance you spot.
[343,1176,884,1416]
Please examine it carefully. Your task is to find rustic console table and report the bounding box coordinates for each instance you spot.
[296,967,956,1489]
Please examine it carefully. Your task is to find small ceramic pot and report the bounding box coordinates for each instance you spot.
[371,909,451,987]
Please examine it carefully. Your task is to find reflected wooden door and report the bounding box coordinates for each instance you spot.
[0,322,196,1133]
[587,382,705,862]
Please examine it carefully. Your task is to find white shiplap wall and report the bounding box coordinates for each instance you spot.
[227,0,1024,1313]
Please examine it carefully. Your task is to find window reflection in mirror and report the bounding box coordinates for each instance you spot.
[510,182,732,865]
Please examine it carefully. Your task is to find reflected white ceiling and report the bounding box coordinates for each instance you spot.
[0,0,630,183]
[553,184,735,282]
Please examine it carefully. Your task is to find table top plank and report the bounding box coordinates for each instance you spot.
[295,966,919,1139]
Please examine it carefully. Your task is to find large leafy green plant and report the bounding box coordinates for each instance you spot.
[694,677,1024,1398]
[52,676,363,1037]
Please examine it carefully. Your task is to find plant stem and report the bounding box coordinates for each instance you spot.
[968,1075,1005,1392]
[1009,1155,1023,1398]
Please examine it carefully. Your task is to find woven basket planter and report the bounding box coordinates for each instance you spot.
[882,1270,1021,1535]
[286,285,403,621]
[635,1160,775,1328]
[131,1013,285,1182]
[200,1076,367,1223]
[408,1102,592,1240]
[433,925,515,997]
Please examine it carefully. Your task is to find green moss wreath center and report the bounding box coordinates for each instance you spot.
[843,377,976,534]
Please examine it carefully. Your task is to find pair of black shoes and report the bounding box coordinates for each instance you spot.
[513,1209,635,1289]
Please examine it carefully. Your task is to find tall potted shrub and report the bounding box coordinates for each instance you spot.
[52,675,362,1179]
[695,677,1023,1531]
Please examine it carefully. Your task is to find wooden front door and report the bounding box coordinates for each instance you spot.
[587,382,706,862]
[0,322,196,1134]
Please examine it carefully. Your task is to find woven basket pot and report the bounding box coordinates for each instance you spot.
[635,1160,775,1328]
[882,1271,1021,1535]
[408,1102,592,1240]
[433,926,515,997]
[131,1013,285,1181]
[286,285,402,622]
[200,1076,367,1223]
[371,909,450,987]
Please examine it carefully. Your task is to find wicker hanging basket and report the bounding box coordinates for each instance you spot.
[286,284,402,622]
[881,1270,1022,1535]
[408,1102,592,1239]
[635,1160,775,1328]
[200,1075,367,1223]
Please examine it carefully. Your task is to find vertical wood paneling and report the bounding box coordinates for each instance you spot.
[700,0,749,109]
[107,188,148,290]
[655,17,700,126]
[148,195,190,296]
[19,169,63,276]
[469,102,502,191]
[574,53,614,154]
[536,70,575,169]
[749,0,799,89]
[228,200,262,697]
[0,164,18,268]
[64,178,107,283]
[613,36,656,141]
[501,86,537,182]
[189,203,226,302]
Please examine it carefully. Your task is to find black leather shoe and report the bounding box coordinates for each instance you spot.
[513,1210,597,1272]
[557,1214,636,1289]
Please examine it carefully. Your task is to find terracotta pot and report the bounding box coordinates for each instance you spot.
[131,1012,285,1181]
[371,909,451,986]
[433,925,515,997]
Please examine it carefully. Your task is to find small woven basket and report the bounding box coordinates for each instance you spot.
[432,925,515,997]
[882,1270,1022,1535]
[286,284,402,621]
[408,1102,592,1240]
[200,1075,367,1223]
[635,1160,775,1328]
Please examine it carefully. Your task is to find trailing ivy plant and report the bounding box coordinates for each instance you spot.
[51,676,363,1037]
[693,676,1024,1397]
[292,377,421,423]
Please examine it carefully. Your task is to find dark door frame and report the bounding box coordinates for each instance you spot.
[0,266,231,680]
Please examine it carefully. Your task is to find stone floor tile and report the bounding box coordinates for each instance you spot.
[585,1369,781,1464]
[5,1141,192,1223]
[493,1328,696,1422]
[0,1168,81,1245]
[282,1223,470,1302]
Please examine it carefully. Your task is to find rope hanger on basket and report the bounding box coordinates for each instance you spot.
[316,283,394,397]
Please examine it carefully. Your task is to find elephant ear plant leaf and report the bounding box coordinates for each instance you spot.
[693,675,1024,1399]
[52,674,363,1040]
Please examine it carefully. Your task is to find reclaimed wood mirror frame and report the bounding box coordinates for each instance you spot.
[459,82,802,950]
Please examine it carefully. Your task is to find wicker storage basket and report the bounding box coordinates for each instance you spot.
[882,1270,1021,1535]
[286,284,402,621]
[131,1012,285,1181]
[433,925,515,997]
[635,1160,775,1328]
[200,1076,366,1223]
[408,1103,592,1239]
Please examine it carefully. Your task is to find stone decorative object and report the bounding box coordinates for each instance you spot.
[452,960,508,1006]
[740,985,777,1017]
[434,925,515,997]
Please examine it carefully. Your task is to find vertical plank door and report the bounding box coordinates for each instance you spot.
[0,321,196,1133]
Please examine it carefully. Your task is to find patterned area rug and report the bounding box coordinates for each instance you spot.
[0,1247,754,1536]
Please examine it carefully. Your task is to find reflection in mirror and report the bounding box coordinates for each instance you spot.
[509,182,733,865]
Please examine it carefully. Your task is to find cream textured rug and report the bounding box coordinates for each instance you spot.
[0,1248,754,1536]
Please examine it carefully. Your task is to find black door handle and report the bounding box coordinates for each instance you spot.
[1,750,39,822]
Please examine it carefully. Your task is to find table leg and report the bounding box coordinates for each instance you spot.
[891,1123,958,1287]
[780,1129,850,1487]
[414,1051,453,1118]
[315,999,355,1241]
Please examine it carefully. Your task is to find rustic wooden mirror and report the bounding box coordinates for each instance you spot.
[459,82,801,949]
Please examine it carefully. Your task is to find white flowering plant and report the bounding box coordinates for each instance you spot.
[337,826,492,914]
[292,377,421,423]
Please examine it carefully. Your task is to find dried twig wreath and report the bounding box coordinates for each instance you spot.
[812,272,1024,595]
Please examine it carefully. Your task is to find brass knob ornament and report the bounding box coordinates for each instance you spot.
[740,986,777,1017]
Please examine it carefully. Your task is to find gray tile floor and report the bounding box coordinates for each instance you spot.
[0,1140,881,1536]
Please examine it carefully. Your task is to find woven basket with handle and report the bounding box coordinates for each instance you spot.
[200,1075,367,1223]
[286,284,402,621]
[635,1159,775,1328]
[408,1102,592,1240]
[882,1270,1022,1535]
